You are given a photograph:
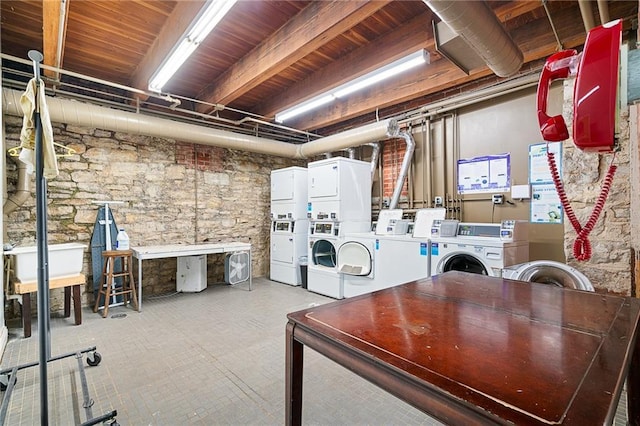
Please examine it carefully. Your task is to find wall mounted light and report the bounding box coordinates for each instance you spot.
[149,0,237,93]
[275,49,430,123]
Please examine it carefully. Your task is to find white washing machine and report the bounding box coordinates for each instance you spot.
[502,260,594,291]
[270,166,308,286]
[307,220,369,299]
[270,219,308,286]
[430,221,529,277]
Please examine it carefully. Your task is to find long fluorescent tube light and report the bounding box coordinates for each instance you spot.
[275,49,429,123]
[149,0,237,92]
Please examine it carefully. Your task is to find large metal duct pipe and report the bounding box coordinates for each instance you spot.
[578,0,596,32]
[368,142,381,185]
[3,162,30,241]
[298,119,398,159]
[423,0,523,77]
[2,88,298,159]
[3,88,399,161]
[388,129,415,210]
[596,0,610,25]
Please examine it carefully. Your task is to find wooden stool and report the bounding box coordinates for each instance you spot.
[93,249,138,318]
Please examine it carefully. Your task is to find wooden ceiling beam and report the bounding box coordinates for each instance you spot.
[257,10,435,120]
[196,0,392,113]
[42,0,69,79]
[129,0,205,101]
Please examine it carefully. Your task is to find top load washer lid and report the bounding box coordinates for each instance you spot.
[375,209,403,235]
[413,208,446,238]
[337,241,372,276]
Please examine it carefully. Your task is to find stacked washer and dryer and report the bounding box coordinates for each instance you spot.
[269,167,308,286]
[306,157,371,299]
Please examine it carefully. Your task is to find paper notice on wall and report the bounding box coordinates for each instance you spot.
[530,184,563,224]
[457,153,510,194]
[529,142,561,184]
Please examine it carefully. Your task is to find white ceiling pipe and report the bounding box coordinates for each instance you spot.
[424,0,523,77]
[2,88,298,158]
[578,0,596,32]
[297,119,398,159]
[596,0,610,25]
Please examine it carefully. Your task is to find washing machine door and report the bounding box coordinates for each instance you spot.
[337,241,372,276]
[510,261,594,291]
[311,239,337,268]
[440,253,489,275]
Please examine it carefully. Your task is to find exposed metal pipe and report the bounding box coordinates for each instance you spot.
[345,147,356,159]
[387,128,416,210]
[368,142,381,185]
[542,0,564,51]
[3,162,30,241]
[297,119,397,158]
[423,0,523,77]
[423,118,433,207]
[3,88,398,160]
[578,0,596,32]
[413,74,538,121]
[596,0,610,25]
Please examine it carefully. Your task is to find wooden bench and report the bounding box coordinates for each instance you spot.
[13,274,85,338]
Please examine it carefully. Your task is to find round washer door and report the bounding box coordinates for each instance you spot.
[440,253,489,275]
[311,239,337,268]
[337,241,372,276]
[514,260,594,291]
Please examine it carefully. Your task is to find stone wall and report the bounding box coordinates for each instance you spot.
[561,81,633,295]
[3,115,301,310]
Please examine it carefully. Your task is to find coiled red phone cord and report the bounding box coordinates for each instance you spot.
[547,146,617,261]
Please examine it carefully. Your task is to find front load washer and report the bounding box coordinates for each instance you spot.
[430,221,529,277]
[502,260,594,291]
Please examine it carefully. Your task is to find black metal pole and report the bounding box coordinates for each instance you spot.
[28,49,49,426]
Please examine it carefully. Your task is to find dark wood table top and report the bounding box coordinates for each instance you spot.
[287,271,640,424]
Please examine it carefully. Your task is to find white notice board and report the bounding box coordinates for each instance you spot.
[457,153,510,194]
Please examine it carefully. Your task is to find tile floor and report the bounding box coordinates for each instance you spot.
[0,277,630,425]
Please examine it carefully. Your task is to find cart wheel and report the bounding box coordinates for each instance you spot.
[86,352,102,366]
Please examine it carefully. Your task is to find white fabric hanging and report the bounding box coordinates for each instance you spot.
[19,78,59,179]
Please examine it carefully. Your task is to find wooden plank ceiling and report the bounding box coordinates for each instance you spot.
[1,0,638,135]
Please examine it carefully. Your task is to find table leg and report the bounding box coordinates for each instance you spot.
[64,286,71,318]
[285,321,303,426]
[22,293,32,338]
[137,256,143,312]
[249,248,253,291]
[628,332,640,426]
[73,284,82,325]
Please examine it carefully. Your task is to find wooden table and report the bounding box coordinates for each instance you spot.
[13,274,85,338]
[131,242,252,311]
[286,271,640,425]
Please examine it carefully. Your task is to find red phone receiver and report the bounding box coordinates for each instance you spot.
[536,49,577,142]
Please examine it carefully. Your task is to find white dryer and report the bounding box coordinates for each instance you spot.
[430,221,529,277]
[338,233,430,298]
[502,260,594,291]
[307,220,369,299]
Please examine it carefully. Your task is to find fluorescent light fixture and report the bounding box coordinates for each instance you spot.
[149,0,237,92]
[275,49,429,123]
